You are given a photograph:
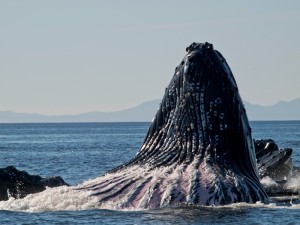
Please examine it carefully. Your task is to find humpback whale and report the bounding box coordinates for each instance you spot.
[255,139,293,183]
[78,42,269,209]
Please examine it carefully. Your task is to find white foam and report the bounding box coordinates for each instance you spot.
[0,186,100,212]
[285,175,300,191]
[260,176,278,188]
[260,175,300,192]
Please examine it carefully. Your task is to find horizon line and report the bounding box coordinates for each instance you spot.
[1,97,300,116]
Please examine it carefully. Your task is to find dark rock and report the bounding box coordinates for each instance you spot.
[0,166,69,201]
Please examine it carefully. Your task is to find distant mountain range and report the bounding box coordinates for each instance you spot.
[244,98,300,121]
[0,100,160,123]
[1,98,300,123]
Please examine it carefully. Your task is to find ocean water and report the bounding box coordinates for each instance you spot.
[0,121,300,224]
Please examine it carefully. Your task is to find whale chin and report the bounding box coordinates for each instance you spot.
[78,42,269,209]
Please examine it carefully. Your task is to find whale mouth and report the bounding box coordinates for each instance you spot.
[255,139,293,183]
[78,42,269,209]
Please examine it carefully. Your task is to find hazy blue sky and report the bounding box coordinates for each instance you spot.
[1,1,300,115]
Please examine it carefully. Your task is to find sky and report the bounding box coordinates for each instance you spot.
[1,0,300,115]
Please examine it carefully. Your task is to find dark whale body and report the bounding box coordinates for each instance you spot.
[79,42,269,209]
[255,139,293,183]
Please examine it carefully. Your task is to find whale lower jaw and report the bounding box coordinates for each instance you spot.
[78,159,265,209]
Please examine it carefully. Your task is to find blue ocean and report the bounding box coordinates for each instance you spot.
[0,121,300,224]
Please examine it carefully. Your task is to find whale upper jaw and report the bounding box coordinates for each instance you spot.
[79,42,269,209]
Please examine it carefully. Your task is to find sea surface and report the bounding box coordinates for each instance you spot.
[0,121,300,224]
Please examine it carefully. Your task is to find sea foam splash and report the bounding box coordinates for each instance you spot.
[1,174,300,212]
[0,186,100,212]
[261,174,300,192]
[285,175,300,191]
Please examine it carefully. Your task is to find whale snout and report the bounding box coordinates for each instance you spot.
[181,42,237,91]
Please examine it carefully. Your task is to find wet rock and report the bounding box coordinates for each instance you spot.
[0,166,69,201]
